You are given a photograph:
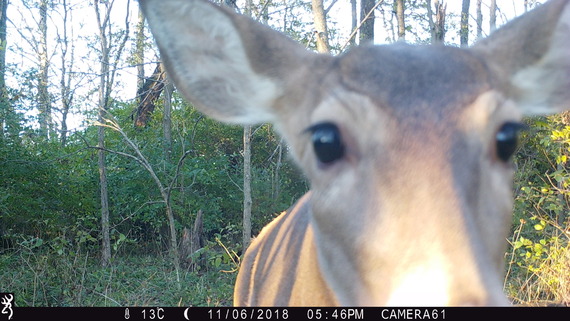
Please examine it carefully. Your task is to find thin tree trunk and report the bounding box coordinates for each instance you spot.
[242,125,252,254]
[435,1,446,43]
[93,0,131,267]
[38,0,52,139]
[360,0,375,43]
[98,125,111,267]
[396,0,405,40]
[460,0,470,47]
[350,0,357,47]
[427,0,446,44]
[489,0,496,32]
[476,0,482,39]
[427,0,435,42]
[241,0,254,255]
[136,7,145,98]
[273,140,283,201]
[94,1,112,268]
[163,77,173,161]
[0,0,8,139]
[60,0,74,146]
[312,0,330,53]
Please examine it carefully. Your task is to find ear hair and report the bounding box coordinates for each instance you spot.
[472,0,570,115]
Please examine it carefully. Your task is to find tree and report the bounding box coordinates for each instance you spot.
[241,0,254,255]
[489,0,497,32]
[312,0,330,53]
[395,0,405,40]
[38,0,52,138]
[476,0,482,39]
[460,0,470,47]
[135,7,145,96]
[427,0,446,43]
[0,0,8,139]
[163,77,173,160]
[360,0,375,43]
[134,63,166,127]
[58,0,75,146]
[242,124,253,253]
[350,0,357,47]
[93,0,131,267]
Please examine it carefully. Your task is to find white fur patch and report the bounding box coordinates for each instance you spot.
[385,259,450,306]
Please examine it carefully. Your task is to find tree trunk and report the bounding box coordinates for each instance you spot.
[38,0,52,139]
[460,0,470,47]
[475,0,482,39]
[94,1,112,268]
[163,77,173,161]
[312,0,330,53]
[242,125,253,254]
[435,1,446,43]
[489,0,496,32]
[98,126,111,267]
[273,140,283,201]
[134,63,166,127]
[427,0,446,44]
[396,0,405,40]
[93,0,132,267]
[350,0,357,47]
[136,7,145,98]
[0,0,8,139]
[360,0,375,43]
[241,0,255,257]
[427,0,435,42]
[59,0,73,146]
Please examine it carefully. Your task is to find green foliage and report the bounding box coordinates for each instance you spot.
[0,133,99,251]
[506,115,570,305]
[0,244,235,306]
[1,89,307,305]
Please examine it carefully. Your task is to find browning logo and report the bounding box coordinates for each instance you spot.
[0,294,13,320]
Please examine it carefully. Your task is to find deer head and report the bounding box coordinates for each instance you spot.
[140,0,570,306]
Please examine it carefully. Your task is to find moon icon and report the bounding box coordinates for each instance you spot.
[184,307,190,320]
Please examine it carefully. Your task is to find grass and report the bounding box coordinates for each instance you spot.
[2,223,568,307]
[0,249,236,307]
[504,219,570,306]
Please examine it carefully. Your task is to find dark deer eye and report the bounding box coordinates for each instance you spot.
[308,122,345,164]
[496,122,526,162]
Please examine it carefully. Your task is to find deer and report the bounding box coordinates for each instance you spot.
[140,0,570,306]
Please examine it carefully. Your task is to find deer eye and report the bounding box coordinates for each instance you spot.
[496,122,526,162]
[308,122,345,165]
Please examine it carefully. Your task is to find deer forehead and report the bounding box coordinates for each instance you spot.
[335,44,496,118]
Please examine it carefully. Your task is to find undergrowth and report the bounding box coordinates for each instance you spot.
[504,217,570,306]
[0,248,236,307]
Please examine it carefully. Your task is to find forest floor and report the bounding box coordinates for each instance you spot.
[1,248,568,307]
[0,251,236,307]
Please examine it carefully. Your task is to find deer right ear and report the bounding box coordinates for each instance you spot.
[141,0,315,125]
[472,0,570,116]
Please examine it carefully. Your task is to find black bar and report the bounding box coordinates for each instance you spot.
[7,307,569,321]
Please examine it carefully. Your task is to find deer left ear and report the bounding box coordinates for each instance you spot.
[472,0,570,116]
[141,0,316,125]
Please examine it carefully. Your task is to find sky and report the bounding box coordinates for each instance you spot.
[5,0,546,134]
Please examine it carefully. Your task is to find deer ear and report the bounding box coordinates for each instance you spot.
[141,0,313,124]
[472,0,570,116]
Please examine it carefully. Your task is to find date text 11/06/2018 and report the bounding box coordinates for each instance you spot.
[206,308,366,320]
[206,308,447,320]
